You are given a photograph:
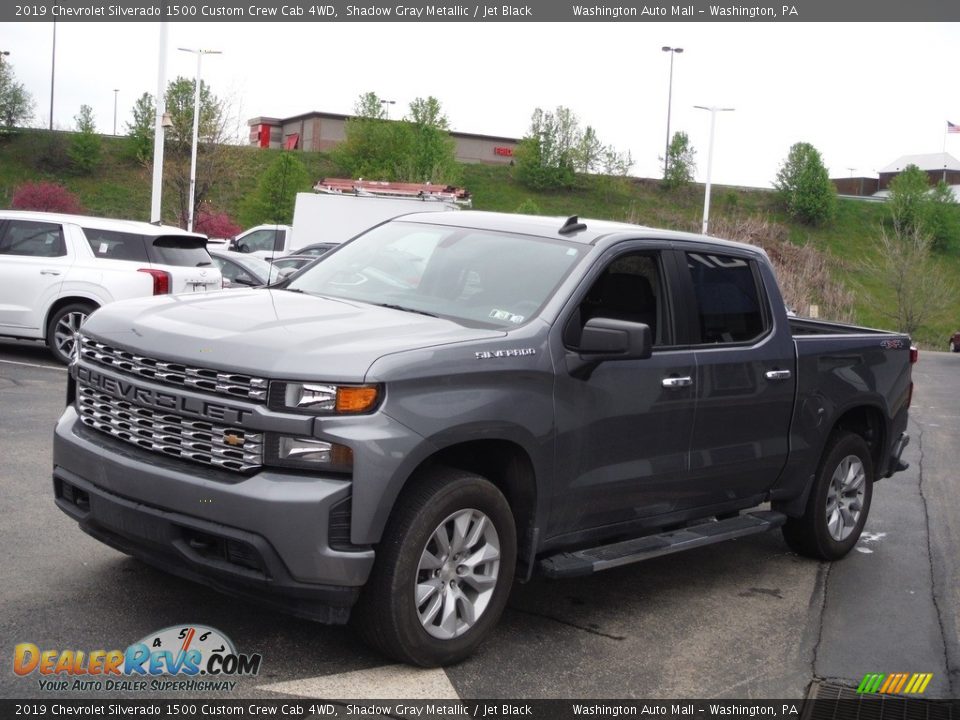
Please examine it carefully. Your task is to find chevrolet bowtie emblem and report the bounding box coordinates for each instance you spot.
[222,433,244,447]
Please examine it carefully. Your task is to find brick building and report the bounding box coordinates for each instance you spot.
[248,111,520,165]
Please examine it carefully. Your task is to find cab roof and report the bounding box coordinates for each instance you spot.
[394,210,762,255]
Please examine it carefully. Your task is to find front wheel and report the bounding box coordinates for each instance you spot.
[46,302,96,364]
[951,340,958,353]
[782,431,873,560]
[353,467,517,667]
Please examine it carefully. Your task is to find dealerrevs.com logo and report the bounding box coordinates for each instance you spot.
[13,625,262,692]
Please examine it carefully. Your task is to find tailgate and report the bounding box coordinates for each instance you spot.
[147,236,222,293]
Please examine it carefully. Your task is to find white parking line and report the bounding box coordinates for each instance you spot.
[0,358,66,372]
[258,664,460,700]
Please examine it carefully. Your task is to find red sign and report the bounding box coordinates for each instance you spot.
[494,146,514,157]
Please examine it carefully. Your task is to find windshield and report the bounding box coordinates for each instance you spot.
[287,221,584,328]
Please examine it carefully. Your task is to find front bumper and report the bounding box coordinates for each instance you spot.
[53,407,375,623]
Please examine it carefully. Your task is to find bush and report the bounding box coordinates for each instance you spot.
[68,105,101,175]
[774,142,837,226]
[11,181,84,214]
[194,209,241,239]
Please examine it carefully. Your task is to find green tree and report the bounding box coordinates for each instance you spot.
[158,77,236,227]
[887,164,929,237]
[0,59,33,132]
[355,91,388,119]
[512,106,579,191]
[865,224,951,337]
[661,131,695,191]
[164,76,222,153]
[124,92,155,166]
[774,142,837,225]
[925,180,960,253]
[239,152,311,227]
[68,104,102,174]
[404,96,459,183]
[574,126,604,173]
[332,93,459,184]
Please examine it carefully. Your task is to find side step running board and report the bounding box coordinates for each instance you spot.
[539,510,787,579]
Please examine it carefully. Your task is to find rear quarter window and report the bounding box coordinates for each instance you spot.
[82,228,149,261]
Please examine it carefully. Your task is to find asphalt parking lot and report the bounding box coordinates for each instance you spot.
[1,337,957,701]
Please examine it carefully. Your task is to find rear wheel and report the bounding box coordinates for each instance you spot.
[782,431,873,560]
[353,467,516,667]
[46,302,95,365]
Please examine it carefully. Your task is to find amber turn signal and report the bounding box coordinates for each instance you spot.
[336,386,379,413]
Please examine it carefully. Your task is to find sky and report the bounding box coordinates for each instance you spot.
[2,21,960,189]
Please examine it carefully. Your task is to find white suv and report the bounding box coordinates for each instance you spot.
[0,211,222,363]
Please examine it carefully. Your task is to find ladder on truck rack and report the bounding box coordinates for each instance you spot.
[314,178,472,206]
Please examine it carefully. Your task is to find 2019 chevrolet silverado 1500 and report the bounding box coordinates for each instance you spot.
[53,212,914,666]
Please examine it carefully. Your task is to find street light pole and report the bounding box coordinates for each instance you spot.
[112,88,119,136]
[49,22,56,130]
[178,47,221,232]
[694,105,734,235]
[380,98,396,119]
[150,22,169,224]
[662,46,683,179]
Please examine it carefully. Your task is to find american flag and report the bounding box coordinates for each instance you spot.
[949,121,960,134]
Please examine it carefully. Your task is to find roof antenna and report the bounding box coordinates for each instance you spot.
[559,215,587,235]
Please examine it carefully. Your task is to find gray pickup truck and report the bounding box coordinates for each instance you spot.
[53,211,914,666]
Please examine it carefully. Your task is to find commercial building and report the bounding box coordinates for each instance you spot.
[248,111,520,165]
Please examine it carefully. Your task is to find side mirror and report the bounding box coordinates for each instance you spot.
[579,317,652,361]
[568,318,652,379]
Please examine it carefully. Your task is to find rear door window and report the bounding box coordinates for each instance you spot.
[686,252,768,344]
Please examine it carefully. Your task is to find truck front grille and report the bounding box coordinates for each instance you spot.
[80,336,268,403]
[77,385,263,473]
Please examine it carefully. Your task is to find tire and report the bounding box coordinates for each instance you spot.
[951,341,958,353]
[46,302,96,365]
[782,431,873,560]
[353,466,517,667]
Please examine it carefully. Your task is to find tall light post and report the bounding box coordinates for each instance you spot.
[380,98,396,119]
[112,88,119,135]
[49,22,56,130]
[694,105,734,235]
[662,46,683,179]
[178,47,221,232]
[0,50,9,66]
[150,22,169,224]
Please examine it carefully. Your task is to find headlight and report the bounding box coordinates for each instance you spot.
[267,435,354,473]
[270,382,380,414]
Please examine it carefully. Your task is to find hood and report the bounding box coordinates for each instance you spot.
[82,289,505,381]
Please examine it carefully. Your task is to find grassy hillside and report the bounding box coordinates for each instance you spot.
[1,129,957,349]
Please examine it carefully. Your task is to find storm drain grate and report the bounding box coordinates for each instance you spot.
[803,680,958,720]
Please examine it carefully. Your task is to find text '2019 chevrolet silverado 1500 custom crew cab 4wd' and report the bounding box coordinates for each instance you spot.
[53,212,914,666]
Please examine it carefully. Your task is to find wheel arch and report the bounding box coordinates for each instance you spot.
[775,403,886,518]
[830,404,886,476]
[395,439,538,579]
[44,295,100,333]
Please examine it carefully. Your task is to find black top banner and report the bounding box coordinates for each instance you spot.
[5,0,960,22]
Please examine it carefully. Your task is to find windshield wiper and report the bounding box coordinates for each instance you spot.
[375,303,438,318]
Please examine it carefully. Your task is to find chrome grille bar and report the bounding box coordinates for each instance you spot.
[79,336,268,403]
[77,386,263,473]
